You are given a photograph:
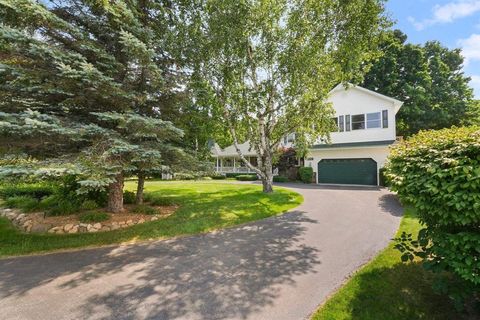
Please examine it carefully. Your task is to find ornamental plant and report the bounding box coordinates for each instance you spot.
[386,126,480,308]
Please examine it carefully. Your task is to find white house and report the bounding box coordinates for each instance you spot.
[211,83,403,185]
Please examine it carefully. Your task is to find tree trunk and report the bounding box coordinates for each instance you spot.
[107,173,124,213]
[261,157,274,193]
[136,172,145,205]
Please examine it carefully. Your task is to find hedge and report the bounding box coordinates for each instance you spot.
[235,174,258,181]
[299,167,313,183]
[273,175,289,182]
[386,126,480,307]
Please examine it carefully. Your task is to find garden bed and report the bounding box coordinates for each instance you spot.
[0,204,177,234]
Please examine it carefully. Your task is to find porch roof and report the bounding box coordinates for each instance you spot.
[210,141,257,157]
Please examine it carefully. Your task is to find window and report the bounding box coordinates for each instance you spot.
[351,114,365,130]
[382,110,388,128]
[338,115,345,132]
[345,115,351,131]
[366,112,381,129]
[287,133,295,143]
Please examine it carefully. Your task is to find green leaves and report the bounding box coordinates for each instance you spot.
[387,126,480,297]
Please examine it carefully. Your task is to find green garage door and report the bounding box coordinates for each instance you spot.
[317,158,377,186]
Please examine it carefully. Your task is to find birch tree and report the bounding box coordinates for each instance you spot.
[189,0,389,192]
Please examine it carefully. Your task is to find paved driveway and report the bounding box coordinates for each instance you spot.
[0,184,402,320]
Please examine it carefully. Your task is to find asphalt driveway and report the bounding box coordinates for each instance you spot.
[0,183,402,320]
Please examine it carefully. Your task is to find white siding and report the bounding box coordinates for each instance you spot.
[316,86,398,144]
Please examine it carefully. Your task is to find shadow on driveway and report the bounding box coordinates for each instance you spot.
[0,211,320,320]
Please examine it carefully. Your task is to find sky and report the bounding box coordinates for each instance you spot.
[385,0,480,98]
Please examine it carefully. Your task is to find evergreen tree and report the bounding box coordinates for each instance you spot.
[0,0,186,212]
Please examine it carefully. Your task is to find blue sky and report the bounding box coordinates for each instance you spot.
[385,0,480,98]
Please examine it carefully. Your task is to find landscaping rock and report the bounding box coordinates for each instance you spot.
[31,223,53,233]
[101,226,110,231]
[151,217,159,221]
[64,224,74,232]
[48,226,62,233]
[68,226,79,233]
[93,223,102,230]
[138,218,145,224]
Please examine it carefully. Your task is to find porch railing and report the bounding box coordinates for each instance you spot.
[215,166,254,173]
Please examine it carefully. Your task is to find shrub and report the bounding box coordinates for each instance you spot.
[0,183,55,200]
[378,167,389,187]
[79,211,110,223]
[132,204,158,215]
[299,167,313,183]
[4,196,39,212]
[150,197,176,206]
[210,173,226,180]
[386,126,480,307]
[225,172,256,178]
[81,200,99,210]
[47,199,80,216]
[273,175,289,183]
[235,174,258,181]
[123,190,136,204]
[173,173,195,180]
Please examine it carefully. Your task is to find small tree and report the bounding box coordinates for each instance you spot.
[386,126,480,308]
[188,0,389,192]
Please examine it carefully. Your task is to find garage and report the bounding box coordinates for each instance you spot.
[317,158,377,186]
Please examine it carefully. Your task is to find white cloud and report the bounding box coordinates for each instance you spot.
[470,75,480,98]
[458,34,480,65]
[409,0,480,30]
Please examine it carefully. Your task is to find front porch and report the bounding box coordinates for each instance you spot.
[214,156,257,174]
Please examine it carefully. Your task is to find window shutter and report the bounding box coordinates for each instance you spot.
[382,110,388,128]
[345,115,351,131]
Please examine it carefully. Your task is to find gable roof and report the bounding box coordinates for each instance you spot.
[210,141,256,157]
[329,83,403,114]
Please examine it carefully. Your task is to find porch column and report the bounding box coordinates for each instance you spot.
[233,157,236,173]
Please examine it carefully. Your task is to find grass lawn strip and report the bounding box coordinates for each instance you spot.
[0,181,302,257]
[312,208,464,320]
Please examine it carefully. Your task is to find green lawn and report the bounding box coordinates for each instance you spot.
[312,208,465,320]
[0,181,302,257]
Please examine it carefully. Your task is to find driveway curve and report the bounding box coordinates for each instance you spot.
[0,183,402,320]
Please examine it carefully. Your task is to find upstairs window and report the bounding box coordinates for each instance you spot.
[338,115,345,132]
[382,110,388,128]
[345,115,351,131]
[351,114,365,130]
[366,112,381,128]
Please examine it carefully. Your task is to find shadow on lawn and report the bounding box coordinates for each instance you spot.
[344,262,463,320]
[0,211,320,319]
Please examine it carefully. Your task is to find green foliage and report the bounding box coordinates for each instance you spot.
[123,191,136,205]
[132,205,158,215]
[210,172,226,180]
[379,167,389,187]
[79,211,110,223]
[386,126,480,306]
[225,173,255,178]
[80,200,99,211]
[0,183,55,200]
[174,173,195,180]
[273,176,289,183]
[0,0,188,212]
[363,30,474,136]
[299,167,313,183]
[47,199,80,216]
[4,196,39,212]
[188,0,389,188]
[235,175,258,181]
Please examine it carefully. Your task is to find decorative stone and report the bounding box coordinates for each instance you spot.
[78,225,87,233]
[86,224,94,231]
[93,223,102,230]
[31,223,52,233]
[151,217,159,221]
[68,226,79,233]
[119,221,126,226]
[64,224,74,232]
[101,226,110,231]
[126,220,133,225]
[48,226,62,233]
[138,218,145,224]
[111,224,120,230]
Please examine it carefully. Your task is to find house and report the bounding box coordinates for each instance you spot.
[211,83,403,185]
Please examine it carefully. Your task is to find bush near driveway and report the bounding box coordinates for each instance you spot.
[235,175,258,181]
[386,126,480,308]
[299,167,313,183]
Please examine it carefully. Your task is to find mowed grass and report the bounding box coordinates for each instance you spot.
[0,181,302,257]
[312,208,465,320]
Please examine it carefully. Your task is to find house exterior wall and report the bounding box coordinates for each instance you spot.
[305,145,391,183]
[318,87,397,145]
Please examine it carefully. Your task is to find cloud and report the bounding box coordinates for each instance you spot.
[458,34,480,65]
[470,75,480,98]
[409,0,480,30]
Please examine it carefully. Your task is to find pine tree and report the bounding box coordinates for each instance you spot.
[0,0,186,212]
